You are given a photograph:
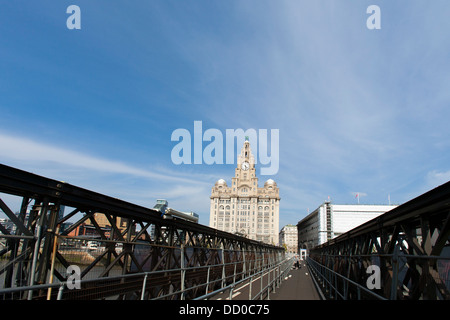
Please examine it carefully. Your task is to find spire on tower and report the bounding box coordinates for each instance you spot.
[237,138,255,167]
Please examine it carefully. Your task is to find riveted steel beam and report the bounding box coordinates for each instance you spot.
[309,181,450,300]
[0,164,284,299]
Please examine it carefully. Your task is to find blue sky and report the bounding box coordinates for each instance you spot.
[1,1,450,229]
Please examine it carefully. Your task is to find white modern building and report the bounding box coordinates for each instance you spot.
[297,202,397,250]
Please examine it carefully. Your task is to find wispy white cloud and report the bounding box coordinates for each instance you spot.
[150,0,450,226]
[0,133,211,186]
[0,133,216,224]
[2,1,450,229]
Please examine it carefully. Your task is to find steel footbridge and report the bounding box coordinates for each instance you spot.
[0,164,286,300]
[1,163,449,300]
[307,180,450,300]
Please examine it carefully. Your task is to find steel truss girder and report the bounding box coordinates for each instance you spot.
[0,164,284,299]
[309,181,450,300]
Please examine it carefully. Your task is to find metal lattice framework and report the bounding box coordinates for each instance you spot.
[308,181,450,300]
[0,164,284,300]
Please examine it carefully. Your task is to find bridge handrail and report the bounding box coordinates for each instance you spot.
[193,256,295,300]
[306,257,387,300]
[0,163,285,299]
[0,163,283,251]
[311,180,450,251]
[0,252,288,300]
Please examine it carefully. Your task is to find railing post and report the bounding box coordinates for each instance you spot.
[141,273,148,300]
[390,245,400,300]
[221,243,226,288]
[229,285,234,300]
[276,265,280,289]
[260,268,263,300]
[242,248,246,277]
[180,244,186,300]
[28,200,48,300]
[47,224,60,300]
[267,266,271,300]
[56,283,65,300]
[249,275,253,300]
[272,266,277,293]
[205,266,211,296]
[233,260,237,285]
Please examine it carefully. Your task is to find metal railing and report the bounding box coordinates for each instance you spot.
[194,255,294,300]
[307,257,386,300]
[0,246,291,300]
[0,163,285,299]
[307,253,450,300]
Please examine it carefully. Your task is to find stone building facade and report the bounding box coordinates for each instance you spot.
[209,139,280,245]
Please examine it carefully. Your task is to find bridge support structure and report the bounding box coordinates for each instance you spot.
[0,164,284,300]
[308,181,450,300]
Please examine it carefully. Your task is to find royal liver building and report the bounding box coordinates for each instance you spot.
[209,139,280,245]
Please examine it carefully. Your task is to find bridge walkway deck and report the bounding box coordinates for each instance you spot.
[270,261,322,300]
[211,260,322,301]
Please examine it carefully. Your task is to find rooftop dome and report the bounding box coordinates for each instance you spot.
[264,179,276,186]
[216,179,227,186]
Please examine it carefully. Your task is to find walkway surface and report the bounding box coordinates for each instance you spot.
[211,260,321,300]
[270,261,321,300]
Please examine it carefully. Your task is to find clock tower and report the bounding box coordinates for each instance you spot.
[233,137,258,198]
[209,138,280,245]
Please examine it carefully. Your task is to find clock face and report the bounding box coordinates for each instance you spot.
[241,161,250,171]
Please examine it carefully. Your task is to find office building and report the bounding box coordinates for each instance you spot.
[297,202,397,250]
[279,224,298,254]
